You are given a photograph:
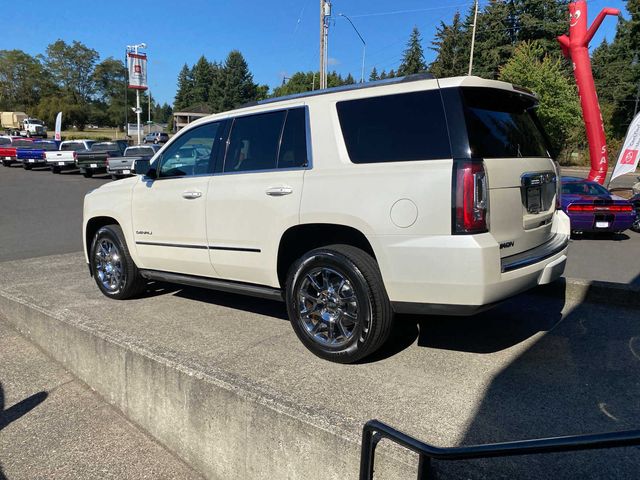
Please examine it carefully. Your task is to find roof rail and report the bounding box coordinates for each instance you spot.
[240,73,436,108]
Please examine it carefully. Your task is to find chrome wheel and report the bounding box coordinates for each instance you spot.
[297,267,362,347]
[94,239,124,292]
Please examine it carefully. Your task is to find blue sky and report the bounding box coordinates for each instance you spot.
[4,0,628,105]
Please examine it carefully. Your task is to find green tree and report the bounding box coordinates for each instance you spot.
[369,67,379,81]
[191,56,213,105]
[43,40,99,103]
[499,41,582,156]
[210,50,257,112]
[473,0,518,78]
[91,57,133,127]
[174,64,194,110]
[379,70,388,80]
[513,0,569,57]
[429,11,469,78]
[0,50,51,111]
[398,27,427,76]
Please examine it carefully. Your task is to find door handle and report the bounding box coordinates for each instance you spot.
[182,190,202,199]
[266,186,293,196]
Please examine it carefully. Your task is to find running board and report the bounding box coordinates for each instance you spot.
[139,269,284,302]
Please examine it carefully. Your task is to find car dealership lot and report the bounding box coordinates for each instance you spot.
[1,165,639,478]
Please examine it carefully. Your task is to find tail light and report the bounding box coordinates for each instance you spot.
[73,151,77,163]
[453,160,489,234]
[568,204,633,213]
[554,161,561,209]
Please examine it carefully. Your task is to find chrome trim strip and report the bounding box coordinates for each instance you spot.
[501,233,569,273]
[135,241,261,253]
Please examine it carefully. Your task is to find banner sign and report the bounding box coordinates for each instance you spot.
[610,112,640,183]
[127,52,148,90]
[54,111,62,142]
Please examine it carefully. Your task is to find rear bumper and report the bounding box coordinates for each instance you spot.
[47,160,76,170]
[568,213,636,232]
[374,210,571,313]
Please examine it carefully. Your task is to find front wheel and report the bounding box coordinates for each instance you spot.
[90,224,146,300]
[285,245,393,363]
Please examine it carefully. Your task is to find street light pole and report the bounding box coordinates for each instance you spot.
[468,0,479,76]
[339,13,366,83]
[126,42,146,145]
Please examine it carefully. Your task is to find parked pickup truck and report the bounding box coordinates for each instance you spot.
[107,144,161,179]
[19,140,59,169]
[46,140,96,174]
[0,138,35,166]
[77,140,128,178]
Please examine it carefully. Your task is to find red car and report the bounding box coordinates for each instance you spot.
[0,137,35,166]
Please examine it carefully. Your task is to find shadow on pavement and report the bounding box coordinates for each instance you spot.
[0,383,48,432]
[431,275,640,479]
[571,232,630,241]
[0,382,48,480]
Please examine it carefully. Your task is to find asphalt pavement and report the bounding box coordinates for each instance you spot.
[0,164,109,262]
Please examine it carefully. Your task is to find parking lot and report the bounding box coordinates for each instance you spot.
[1,164,639,479]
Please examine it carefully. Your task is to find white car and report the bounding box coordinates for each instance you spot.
[83,75,570,363]
[46,140,96,173]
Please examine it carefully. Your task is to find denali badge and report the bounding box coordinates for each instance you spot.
[136,230,153,235]
[500,241,515,250]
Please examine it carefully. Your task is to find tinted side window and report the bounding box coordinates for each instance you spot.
[336,90,451,164]
[278,108,308,169]
[224,111,286,173]
[158,122,219,178]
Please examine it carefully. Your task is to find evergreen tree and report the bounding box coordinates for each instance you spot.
[429,11,469,78]
[174,64,194,110]
[388,69,396,78]
[398,27,427,76]
[210,50,257,112]
[379,70,388,80]
[473,0,518,78]
[513,0,569,57]
[191,56,213,105]
[344,73,355,85]
[369,67,379,81]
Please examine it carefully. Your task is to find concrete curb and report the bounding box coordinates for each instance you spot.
[0,291,415,480]
[535,277,640,309]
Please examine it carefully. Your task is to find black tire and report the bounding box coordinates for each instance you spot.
[1,160,8,167]
[285,244,393,363]
[51,166,60,174]
[23,163,32,170]
[82,170,93,178]
[90,224,146,300]
[111,174,119,180]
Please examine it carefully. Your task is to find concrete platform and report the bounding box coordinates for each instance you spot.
[1,253,639,479]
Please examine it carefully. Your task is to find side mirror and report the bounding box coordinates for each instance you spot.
[134,158,156,178]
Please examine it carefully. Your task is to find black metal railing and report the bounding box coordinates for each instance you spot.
[359,419,640,480]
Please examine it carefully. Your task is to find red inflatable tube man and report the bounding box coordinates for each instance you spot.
[557,1,620,185]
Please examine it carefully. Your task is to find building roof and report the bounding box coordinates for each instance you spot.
[173,103,212,115]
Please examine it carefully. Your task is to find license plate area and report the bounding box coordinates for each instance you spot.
[526,186,542,214]
[90,163,98,168]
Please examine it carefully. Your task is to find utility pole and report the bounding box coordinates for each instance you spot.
[148,89,152,134]
[320,0,331,89]
[468,0,479,76]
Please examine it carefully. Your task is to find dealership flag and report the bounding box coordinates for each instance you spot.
[54,112,62,142]
[611,112,640,183]
[127,52,148,90]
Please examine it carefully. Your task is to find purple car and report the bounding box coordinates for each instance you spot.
[561,177,636,234]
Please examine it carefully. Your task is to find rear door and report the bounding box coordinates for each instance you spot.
[206,107,308,287]
[457,86,559,257]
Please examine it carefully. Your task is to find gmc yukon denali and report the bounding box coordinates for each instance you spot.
[83,75,571,363]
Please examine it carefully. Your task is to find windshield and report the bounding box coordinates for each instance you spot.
[28,119,44,126]
[462,87,551,159]
[562,181,610,196]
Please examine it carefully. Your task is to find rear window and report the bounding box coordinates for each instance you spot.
[336,90,451,164]
[126,147,154,156]
[38,143,58,151]
[462,87,551,159]
[91,143,116,152]
[61,142,88,151]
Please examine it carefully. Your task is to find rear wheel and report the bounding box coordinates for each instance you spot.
[90,225,146,300]
[1,160,8,167]
[23,163,32,170]
[82,170,93,178]
[285,245,393,363]
[51,166,60,174]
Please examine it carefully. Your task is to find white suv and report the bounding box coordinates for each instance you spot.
[83,75,570,363]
